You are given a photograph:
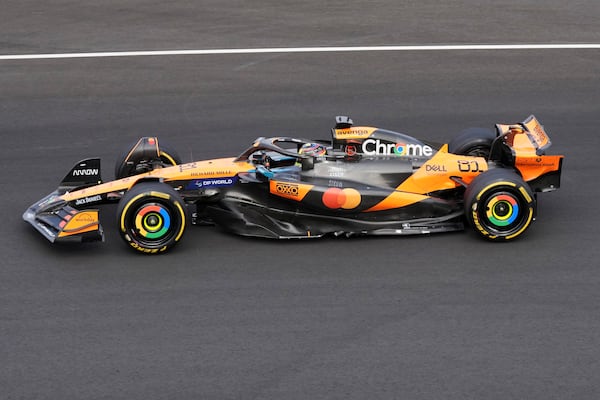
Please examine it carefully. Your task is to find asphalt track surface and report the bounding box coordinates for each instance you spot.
[2,2,599,399]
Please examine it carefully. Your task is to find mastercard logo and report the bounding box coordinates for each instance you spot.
[322,188,362,209]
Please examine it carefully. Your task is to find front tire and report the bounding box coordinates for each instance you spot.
[115,138,182,179]
[117,182,187,254]
[464,169,535,241]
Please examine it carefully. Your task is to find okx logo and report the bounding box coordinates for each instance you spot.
[275,183,299,197]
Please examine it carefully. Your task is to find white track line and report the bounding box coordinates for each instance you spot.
[1,44,598,60]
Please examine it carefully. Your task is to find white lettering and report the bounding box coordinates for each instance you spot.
[196,178,234,187]
[72,168,99,176]
[361,139,433,157]
[75,195,102,206]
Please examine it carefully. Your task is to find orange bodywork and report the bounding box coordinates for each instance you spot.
[60,157,255,202]
[515,155,563,182]
[497,116,563,182]
[364,149,488,212]
[57,209,100,238]
[399,150,487,194]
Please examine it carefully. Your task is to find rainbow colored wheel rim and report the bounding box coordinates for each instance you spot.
[485,194,519,227]
[134,204,171,239]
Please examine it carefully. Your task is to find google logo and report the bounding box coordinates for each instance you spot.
[486,194,519,226]
[394,143,405,155]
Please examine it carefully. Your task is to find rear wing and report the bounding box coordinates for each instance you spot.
[522,115,551,150]
[490,115,563,192]
[494,115,551,157]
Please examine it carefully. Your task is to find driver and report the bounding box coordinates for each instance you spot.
[298,142,327,157]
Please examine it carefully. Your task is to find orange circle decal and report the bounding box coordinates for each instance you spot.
[322,188,343,209]
[322,188,361,209]
[341,188,361,209]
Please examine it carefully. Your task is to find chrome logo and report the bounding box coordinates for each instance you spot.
[486,194,519,226]
[134,204,171,239]
[361,139,433,157]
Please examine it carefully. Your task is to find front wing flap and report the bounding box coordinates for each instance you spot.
[23,192,104,243]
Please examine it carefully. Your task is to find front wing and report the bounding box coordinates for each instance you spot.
[23,192,104,243]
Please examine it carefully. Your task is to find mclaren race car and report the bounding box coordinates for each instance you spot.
[24,115,563,254]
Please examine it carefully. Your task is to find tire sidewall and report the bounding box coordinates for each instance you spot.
[465,169,535,241]
[448,127,496,157]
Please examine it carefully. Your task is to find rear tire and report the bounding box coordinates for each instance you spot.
[464,168,535,241]
[117,182,187,254]
[448,127,496,158]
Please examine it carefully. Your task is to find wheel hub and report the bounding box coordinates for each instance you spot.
[486,194,519,227]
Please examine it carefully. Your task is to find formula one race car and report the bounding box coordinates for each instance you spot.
[23,115,563,254]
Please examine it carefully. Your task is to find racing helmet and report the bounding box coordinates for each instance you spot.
[298,142,327,157]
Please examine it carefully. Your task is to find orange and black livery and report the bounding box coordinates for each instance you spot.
[24,115,563,254]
